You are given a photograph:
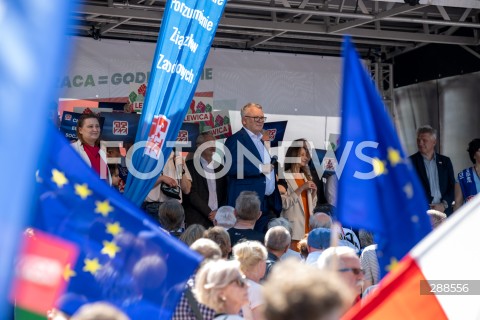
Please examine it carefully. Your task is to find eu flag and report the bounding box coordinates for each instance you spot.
[337,37,431,277]
[33,127,202,318]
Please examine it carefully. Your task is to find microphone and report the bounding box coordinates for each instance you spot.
[271,155,278,165]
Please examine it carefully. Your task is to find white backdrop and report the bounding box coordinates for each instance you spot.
[61,37,344,149]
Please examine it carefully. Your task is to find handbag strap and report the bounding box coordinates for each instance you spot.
[184,286,204,320]
[171,153,182,183]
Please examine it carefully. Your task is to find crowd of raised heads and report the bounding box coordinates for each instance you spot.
[67,108,479,319]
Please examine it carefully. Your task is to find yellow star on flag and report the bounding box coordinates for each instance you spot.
[386,257,399,273]
[52,169,68,188]
[83,258,102,275]
[388,148,402,167]
[372,158,386,176]
[95,200,114,217]
[63,263,76,281]
[75,183,92,200]
[403,183,414,199]
[101,240,121,258]
[106,222,123,236]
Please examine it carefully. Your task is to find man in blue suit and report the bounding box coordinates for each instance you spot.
[224,103,282,233]
[409,125,455,216]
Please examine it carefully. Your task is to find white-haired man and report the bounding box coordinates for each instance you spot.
[317,246,364,304]
[409,125,455,216]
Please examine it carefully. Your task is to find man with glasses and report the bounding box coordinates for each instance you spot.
[224,102,282,234]
[317,246,365,304]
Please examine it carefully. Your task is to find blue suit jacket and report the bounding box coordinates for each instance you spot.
[409,152,455,216]
[224,128,282,215]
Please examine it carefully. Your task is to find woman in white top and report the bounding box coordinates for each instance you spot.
[232,241,267,320]
[71,113,111,184]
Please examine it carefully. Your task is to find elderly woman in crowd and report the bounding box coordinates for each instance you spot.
[454,138,480,210]
[172,238,222,320]
[278,141,317,251]
[72,114,110,183]
[232,241,268,320]
[195,260,249,320]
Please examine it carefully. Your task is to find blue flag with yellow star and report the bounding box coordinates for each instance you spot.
[336,37,431,277]
[34,127,202,319]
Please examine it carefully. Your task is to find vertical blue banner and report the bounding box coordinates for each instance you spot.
[124,0,227,206]
[336,37,431,277]
[0,0,76,317]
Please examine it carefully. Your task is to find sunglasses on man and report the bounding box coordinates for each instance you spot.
[338,268,365,276]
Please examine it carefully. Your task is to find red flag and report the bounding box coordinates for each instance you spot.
[11,229,78,315]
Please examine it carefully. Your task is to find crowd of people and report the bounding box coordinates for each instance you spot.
[68,103,479,319]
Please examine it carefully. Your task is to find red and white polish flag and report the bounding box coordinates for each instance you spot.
[343,194,480,320]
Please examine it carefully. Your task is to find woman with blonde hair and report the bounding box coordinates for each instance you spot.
[232,241,268,320]
[195,260,249,319]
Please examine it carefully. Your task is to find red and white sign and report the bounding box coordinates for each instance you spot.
[133,101,144,112]
[177,130,189,142]
[184,112,212,123]
[145,115,170,159]
[113,120,128,135]
[208,124,230,138]
[266,128,277,141]
[10,229,78,315]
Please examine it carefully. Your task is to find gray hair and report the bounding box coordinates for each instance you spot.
[317,246,358,271]
[240,102,263,118]
[194,259,244,311]
[214,206,236,229]
[235,191,261,221]
[268,217,293,236]
[265,226,291,251]
[416,125,437,140]
[309,212,332,230]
